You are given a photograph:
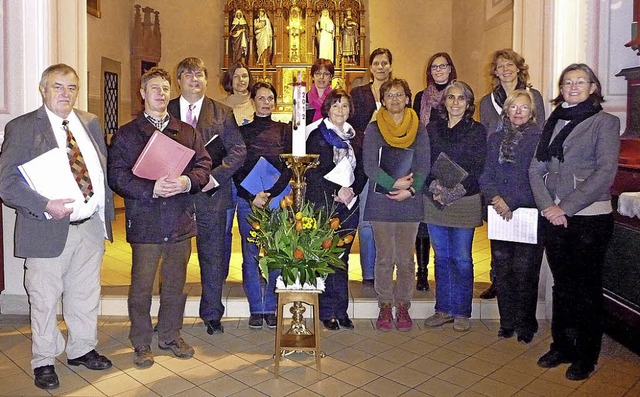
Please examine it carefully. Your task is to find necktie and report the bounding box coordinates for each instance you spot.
[187,104,197,127]
[63,120,94,203]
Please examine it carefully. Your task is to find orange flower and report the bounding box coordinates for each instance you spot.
[293,248,305,259]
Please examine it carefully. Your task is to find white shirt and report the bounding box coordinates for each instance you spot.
[179,95,205,124]
[44,107,105,222]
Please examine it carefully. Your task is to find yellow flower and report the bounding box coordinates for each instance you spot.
[302,217,316,230]
[249,231,257,238]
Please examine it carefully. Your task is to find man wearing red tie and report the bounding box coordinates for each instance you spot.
[0,64,114,390]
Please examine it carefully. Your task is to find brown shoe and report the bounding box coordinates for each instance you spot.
[158,337,194,358]
[133,345,154,368]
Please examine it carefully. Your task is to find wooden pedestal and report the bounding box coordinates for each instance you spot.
[274,290,322,378]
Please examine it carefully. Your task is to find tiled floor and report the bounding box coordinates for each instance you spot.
[1,315,639,396]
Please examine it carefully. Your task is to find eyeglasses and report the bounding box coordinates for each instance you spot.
[508,104,531,112]
[314,71,332,78]
[256,95,275,103]
[562,80,592,89]
[385,92,406,99]
[430,63,450,71]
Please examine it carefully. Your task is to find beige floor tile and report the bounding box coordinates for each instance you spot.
[467,377,520,396]
[399,389,431,396]
[360,376,411,397]
[228,364,274,386]
[287,389,323,397]
[512,390,542,397]
[329,346,374,365]
[92,372,144,396]
[426,347,468,366]
[381,346,422,366]
[344,389,379,397]
[436,366,483,389]
[2,385,50,397]
[199,375,248,397]
[179,364,223,385]
[317,356,351,376]
[280,365,324,387]
[454,356,501,377]
[125,363,173,384]
[503,356,546,377]
[538,367,583,389]
[524,378,574,397]
[385,367,432,388]
[472,346,517,366]
[443,339,485,356]
[208,355,254,374]
[456,390,491,397]
[488,367,537,389]
[419,377,465,397]
[405,355,451,377]
[351,338,394,355]
[355,356,403,376]
[0,371,36,394]
[576,378,628,397]
[170,387,215,397]
[62,384,106,396]
[147,375,195,397]
[332,365,378,387]
[395,338,439,355]
[305,376,357,396]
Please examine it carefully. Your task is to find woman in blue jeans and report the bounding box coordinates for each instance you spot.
[233,82,292,328]
[423,81,486,332]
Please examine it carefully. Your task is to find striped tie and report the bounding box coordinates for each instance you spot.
[63,120,94,203]
[187,104,197,127]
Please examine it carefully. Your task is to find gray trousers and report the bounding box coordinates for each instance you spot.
[371,221,419,307]
[128,239,191,347]
[24,216,105,369]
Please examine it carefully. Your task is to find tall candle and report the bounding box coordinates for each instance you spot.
[291,71,307,156]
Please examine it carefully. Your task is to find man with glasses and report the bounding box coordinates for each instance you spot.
[168,57,246,336]
[0,64,114,390]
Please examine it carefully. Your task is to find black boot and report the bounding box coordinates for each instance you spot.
[479,281,498,299]
[415,236,430,291]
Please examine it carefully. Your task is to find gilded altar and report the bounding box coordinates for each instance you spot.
[223,0,368,114]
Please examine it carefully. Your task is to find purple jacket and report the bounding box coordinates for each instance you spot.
[107,114,212,243]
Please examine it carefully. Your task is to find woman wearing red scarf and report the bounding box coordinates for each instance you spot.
[306,58,334,123]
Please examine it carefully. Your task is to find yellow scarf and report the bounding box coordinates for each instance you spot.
[377,107,419,148]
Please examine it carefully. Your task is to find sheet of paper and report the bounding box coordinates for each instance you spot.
[323,157,355,187]
[487,205,539,244]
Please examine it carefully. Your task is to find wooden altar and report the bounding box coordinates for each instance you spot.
[223,0,368,111]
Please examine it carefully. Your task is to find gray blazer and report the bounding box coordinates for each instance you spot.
[529,111,620,216]
[0,105,114,258]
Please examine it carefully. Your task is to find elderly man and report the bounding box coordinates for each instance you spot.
[168,57,245,335]
[0,64,114,390]
[107,67,211,368]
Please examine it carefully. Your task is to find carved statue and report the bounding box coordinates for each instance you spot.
[229,9,249,64]
[254,8,273,65]
[341,9,359,64]
[286,6,305,62]
[315,9,335,62]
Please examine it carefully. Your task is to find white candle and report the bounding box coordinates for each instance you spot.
[292,71,306,156]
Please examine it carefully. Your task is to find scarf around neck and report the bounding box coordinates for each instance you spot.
[492,79,528,110]
[535,99,602,162]
[498,120,528,164]
[377,107,419,148]
[308,85,332,122]
[419,84,444,127]
[319,119,356,170]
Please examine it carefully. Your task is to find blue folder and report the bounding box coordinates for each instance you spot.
[240,156,292,210]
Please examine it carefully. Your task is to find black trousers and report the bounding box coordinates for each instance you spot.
[542,213,613,365]
[491,239,544,334]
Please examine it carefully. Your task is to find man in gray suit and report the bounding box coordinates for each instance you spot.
[167,57,246,334]
[0,64,114,390]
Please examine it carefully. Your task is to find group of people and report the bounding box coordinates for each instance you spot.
[0,45,619,390]
[303,47,619,383]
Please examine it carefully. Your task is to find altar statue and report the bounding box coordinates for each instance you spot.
[286,6,305,62]
[254,8,273,65]
[229,9,249,64]
[315,9,335,62]
[341,9,358,64]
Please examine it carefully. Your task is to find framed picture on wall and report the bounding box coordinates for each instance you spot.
[87,0,102,18]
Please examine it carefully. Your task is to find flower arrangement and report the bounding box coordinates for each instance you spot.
[247,194,350,288]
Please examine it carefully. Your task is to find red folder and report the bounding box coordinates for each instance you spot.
[132,130,195,180]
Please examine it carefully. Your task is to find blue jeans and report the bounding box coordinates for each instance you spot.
[237,197,278,314]
[428,224,475,318]
[357,182,376,280]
